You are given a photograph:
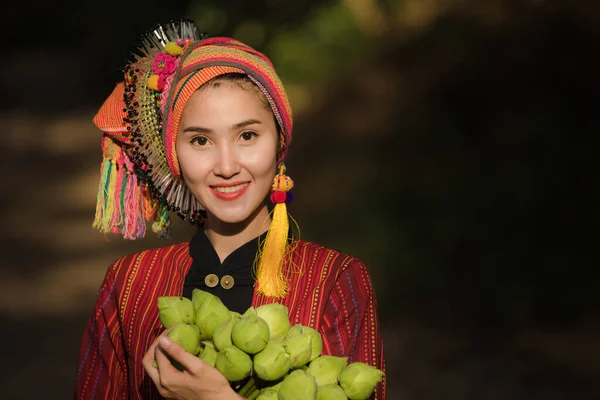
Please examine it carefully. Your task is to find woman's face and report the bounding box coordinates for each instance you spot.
[176,82,278,226]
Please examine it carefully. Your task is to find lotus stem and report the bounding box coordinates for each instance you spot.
[238,377,255,397]
[246,388,260,400]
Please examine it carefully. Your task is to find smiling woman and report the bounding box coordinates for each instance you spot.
[75,19,385,400]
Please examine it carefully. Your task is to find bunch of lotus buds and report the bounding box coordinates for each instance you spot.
[156,289,384,399]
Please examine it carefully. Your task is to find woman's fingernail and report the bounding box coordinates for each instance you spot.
[159,336,172,348]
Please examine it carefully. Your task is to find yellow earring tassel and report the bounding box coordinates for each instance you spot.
[256,164,295,298]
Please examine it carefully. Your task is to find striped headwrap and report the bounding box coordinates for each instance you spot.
[163,37,293,178]
[92,21,293,239]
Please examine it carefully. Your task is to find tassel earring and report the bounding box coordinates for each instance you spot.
[256,164,294,298]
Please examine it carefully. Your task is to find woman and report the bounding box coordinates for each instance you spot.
[75,20,385,399]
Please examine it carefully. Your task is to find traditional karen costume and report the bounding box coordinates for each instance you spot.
[75,20,386,400]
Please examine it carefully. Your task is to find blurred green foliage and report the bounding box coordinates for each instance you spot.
[180,0,599,327]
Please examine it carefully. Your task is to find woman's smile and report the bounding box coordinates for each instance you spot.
[210,182,250,200]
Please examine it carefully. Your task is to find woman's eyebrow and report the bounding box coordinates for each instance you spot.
[181,119,262,134]
[231,119,262,130]
[182,126,212,133]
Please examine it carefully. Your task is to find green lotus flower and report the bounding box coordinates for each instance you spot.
[194,292,231,340]
[255,303,290,341]
[231,314,270,354]
[308,355,348,386]
[157,296,194,328]
[198,341,218,367]
[284,332,312,368]
[213,312,241,351]
[242,306,257,317]
[317,384,348,400]
[278,369,317,400]
[191,288,211,310]
[215,345,253,382]
[253,342,292,381]
[256,388,279,400]
[166,323,201,355]
[286,324,323,361]
[339,362,384,400]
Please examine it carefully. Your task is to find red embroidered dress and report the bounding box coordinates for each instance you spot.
[75,240,386,399]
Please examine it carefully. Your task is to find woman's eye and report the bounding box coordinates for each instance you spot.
[191,136,209,146]
[240,131,257,141]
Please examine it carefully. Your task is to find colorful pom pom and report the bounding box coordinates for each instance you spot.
[147,75,165,91]
[165,42,183,56]
[270,190,287,204]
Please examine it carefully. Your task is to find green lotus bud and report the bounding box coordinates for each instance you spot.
[256,389,279,400]
[213,312,242,351]
[194,292,231,340]
[308,355,348,386]
[317,384,348,400]
[339,362,384,400]
[255,303,291,341]
[284,333,312,368]
[254,342,292,381]
[198,341,218,367]
[191,288,211,310]
[286,324,323,361]
[213,320,233,351]
[231,315,270,354]
[166,323,201,355]
[157,296,194,328]
[215,345,253,382]
[242,306,257,317]
[278,369,317,400]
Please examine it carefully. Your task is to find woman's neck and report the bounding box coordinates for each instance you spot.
[204,204,271,263]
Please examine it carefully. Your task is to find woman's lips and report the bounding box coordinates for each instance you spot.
[210,182,250,201]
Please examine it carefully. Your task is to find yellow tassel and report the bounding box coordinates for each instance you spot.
[102,160,118,231]
[256,202,290,298]
[255,164,294,298]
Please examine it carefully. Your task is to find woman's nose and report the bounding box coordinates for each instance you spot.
[213,145,241,178]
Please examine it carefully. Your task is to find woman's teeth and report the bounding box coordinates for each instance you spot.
[213,183,248,193]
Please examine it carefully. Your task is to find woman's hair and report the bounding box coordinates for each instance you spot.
[199,73,271,111]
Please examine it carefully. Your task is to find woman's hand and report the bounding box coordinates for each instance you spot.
[142,333,242,400]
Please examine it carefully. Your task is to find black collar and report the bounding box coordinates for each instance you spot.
[188,228,267,273]
[183,228,269,312]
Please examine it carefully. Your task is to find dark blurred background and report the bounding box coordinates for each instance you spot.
[1,0,599,399]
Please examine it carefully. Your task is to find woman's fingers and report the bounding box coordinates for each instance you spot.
[142,344,162,390]
[142,328,169,364]
[142,328,172,385]
[154,345,181,390]
[143,354,161,386]
[156,336,208,376]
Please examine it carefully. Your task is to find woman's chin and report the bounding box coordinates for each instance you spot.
[206,208,254,226]
[204,202,269,230]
